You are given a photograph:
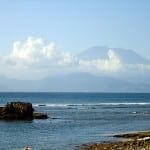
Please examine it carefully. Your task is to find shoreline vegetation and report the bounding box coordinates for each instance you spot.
[79,131,150,150]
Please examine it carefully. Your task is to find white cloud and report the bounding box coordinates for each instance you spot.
[0,37,78,79]
[7,37,77,68]
[79,49,122,72]
[0,37,150,79]
[123,63,150,74]
[11,37,57,66]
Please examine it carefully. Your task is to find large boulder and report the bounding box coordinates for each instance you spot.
[0,102,34,119]
[0,102,48,120]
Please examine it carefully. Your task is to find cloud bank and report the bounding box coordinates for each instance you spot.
[0,37,150,79]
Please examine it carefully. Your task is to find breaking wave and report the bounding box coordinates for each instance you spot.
[33,102,150,108]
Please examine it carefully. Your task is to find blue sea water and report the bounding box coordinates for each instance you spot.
[0,92,150,150]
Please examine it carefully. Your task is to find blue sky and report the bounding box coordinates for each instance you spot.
[0,0,150,80]
[0,0,150,59]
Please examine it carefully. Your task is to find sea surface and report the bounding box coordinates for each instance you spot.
[0,92,150,150]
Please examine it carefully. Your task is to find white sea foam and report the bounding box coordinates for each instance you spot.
[33,103,70,107]
[33,102,150,108]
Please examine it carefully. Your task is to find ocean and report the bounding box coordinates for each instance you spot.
[0,92,150,150]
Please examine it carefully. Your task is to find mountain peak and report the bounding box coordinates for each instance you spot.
[78,46,109,60]
[78,46,150,64]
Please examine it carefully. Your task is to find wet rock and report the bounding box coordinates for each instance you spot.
[0,101,48,120]
[0,102,34,119]
[79,131,150,150]
[33,113,48,119]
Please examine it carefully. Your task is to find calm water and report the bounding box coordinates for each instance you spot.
[0,92,150,150]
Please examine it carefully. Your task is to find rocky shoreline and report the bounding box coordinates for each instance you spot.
[79,131,150,150]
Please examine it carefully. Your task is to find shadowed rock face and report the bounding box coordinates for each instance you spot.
[0,102,47,120]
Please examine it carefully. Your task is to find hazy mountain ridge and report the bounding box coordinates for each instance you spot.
[0,46,150,92]
[78,46,150,64]
[0,72,149,92]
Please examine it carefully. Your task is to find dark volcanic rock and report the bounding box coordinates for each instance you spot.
[0,102,47,120]
[33,113,48,119]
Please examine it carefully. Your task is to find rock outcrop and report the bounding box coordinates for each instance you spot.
[33,113,48,119]
[80,131,150,150]
[0,102,48,120]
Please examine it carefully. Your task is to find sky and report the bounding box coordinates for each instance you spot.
[0,0,150,79]
[0,0,150,57]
